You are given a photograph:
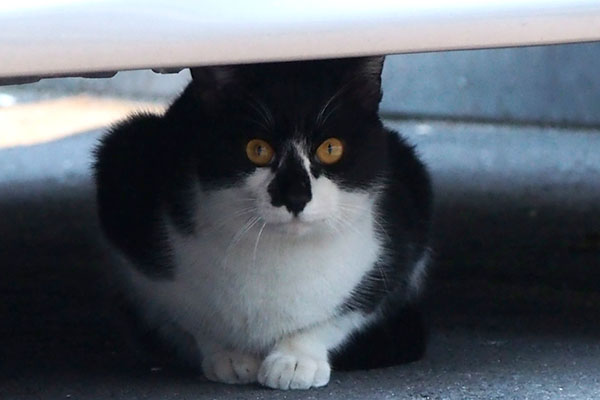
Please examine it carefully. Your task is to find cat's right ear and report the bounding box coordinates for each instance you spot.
[190,66,236,91]
[189,65,240,107]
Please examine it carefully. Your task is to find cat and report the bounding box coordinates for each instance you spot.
[94,56,432,390]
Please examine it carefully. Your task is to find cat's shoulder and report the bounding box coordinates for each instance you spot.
[94,113,177,279]
[94,112,165,170]
[379,127,432,237]
[384,127,431,193]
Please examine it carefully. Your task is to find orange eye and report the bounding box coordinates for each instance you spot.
[246,139,274,166]
[316,138,343,164]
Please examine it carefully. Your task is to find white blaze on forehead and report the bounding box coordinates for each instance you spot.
[293,141,313,175]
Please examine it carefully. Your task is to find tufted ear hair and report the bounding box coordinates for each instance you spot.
[190,65,238,91]
[188,64,249,111]
[353,56,385,84]
[340,56,385,113]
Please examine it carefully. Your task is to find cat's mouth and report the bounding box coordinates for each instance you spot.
[273,218,312,235]
[266,214,329,235]
[256,200,331,234]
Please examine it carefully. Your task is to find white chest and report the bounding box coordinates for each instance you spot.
[128,212,382,353]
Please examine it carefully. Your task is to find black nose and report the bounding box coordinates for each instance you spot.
[283,188,311,215]
[268,152,312,216]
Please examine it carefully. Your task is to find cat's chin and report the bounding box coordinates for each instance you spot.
[269,218,323,236]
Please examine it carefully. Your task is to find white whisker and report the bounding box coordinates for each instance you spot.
[246,95,274,130]
[252,221,267,268]
[316,79,353,127]
[337,203,391,241]
[221,216,260,266]
[209,207,258,231]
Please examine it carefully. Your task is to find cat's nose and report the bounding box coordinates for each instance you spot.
[284,190,311,216]
[269,179,312,216]
[267,154,312,216]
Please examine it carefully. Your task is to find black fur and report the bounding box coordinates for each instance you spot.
[94,56,432,370]
[331,302,428,370]
[337,131,432,315]
[94,115,177,278]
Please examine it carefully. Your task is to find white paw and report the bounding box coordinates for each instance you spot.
[257,351,331,390]
[202,351,260,384]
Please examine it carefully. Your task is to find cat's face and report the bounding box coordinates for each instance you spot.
[185,57,389,235]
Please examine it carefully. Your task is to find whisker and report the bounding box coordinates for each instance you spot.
[315,79,354,127]
[220,216,260,266]
[337,203,391,241]
[252,221,267,268]
[245,117,271,132]
[246,95,274,130]
[327,216,392,292]
[376,263,390,292]
[209,207,258,230]
[317,101,341,128]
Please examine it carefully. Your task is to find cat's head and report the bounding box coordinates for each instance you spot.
[181,57,389,235]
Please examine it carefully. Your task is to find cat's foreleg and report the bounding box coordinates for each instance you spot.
[258,312,369,390]
[199,339,261,384]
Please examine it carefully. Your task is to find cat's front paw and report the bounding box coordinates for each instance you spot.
[202,351,260,384]
[258,351,331,390]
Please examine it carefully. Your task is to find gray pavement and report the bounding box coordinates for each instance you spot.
[1,118,599,399]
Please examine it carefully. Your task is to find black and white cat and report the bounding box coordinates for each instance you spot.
[94,56,432,390]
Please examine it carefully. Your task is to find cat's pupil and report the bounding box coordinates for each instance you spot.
[327,143,332,154]
[256,145,263,156]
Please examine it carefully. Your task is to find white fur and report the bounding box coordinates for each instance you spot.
[259,310,376,388]
[202,350,260,384]
[123,145,384,389]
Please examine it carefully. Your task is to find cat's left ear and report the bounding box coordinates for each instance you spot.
[355,56,385,83]
[344,56,385,112]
